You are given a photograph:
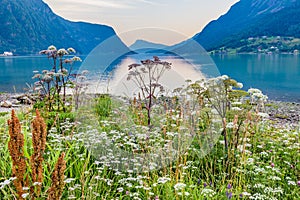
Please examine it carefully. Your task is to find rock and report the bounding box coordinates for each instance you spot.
[19,96,33,104]
[0,100,13,108]
[11,99,21,105]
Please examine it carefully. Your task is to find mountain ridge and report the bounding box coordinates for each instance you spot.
[192,0,300,50]
[0,0,128,55]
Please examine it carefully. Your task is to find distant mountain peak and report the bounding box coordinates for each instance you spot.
[129,39,169,51]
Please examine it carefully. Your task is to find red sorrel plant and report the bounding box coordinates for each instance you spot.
[8,110,28,199]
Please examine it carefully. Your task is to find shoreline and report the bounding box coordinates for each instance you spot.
[0,93,299,128]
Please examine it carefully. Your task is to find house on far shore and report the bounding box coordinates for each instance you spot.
[293,49,299,55]
[0,51,13,56]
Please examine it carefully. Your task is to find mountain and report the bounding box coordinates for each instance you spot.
[129,39,169,52]
[0,0,129,55]
[192,0,300,50]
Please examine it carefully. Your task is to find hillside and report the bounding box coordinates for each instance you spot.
[0,0,128,55]
[192,0,300,51]
[129,39,169,52]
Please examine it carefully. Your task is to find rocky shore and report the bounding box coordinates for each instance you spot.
[0,93,34,113]
[265,101,300,129]
[0,93,299,128]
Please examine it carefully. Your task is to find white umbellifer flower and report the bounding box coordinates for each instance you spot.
[57,48,69,56]
[21,193,29,198]
[201,188,216,197]
[157,177,171,184]
[226,122,235,129]
[232,107,242,111]
[287,180,296,185]
[64,178,76,184]
[232,101,242,105]
[248,88,262,94]
[72,56,82,62]
[174,183,186,191]
[33,182,42,186]
[221,75,229,80]
[67,47,76,53]
[247,158,255,164]
[242,192,251,196]
[48,45,57,51]
[236,82,243,88]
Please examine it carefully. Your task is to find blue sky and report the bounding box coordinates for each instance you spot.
[43,0,239,45]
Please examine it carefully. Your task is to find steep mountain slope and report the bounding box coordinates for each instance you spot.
[192,0,299,50]
[0,0,128,55]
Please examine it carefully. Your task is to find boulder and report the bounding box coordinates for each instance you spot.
[0,100,13,108]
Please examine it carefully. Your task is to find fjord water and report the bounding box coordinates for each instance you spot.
[211,54,300,102]
[0,54,299,102]
[0,56,82,92]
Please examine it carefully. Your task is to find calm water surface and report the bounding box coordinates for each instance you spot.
[212,54,300,102]
[0,54,299,102]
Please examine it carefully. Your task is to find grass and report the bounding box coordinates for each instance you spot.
[0,77,299,200]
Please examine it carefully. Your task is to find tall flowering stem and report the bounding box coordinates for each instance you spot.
[127,56,171,126]
[47,152,66,200]
[8,110,28,199]
[30,109,47,198]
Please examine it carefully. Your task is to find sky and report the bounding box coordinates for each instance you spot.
[43,0,239,45]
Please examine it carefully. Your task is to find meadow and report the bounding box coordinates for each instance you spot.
[0,46,299,200]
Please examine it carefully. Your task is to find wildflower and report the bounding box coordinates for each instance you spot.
[226,122,235,129]
[297,181,300,186]
[8,110,28,198]
[226,191,232,199]
[21,193,29,198]
[287,181,296,185]
[242,192,251,196]
[201,188,216,197]
[23,187,30,191]
[227,183,232,189]
[64,178,76,184]
[57,48,69,56]
[174,183,186,191]
[270,162,275,167]
[67,47,76,53]
[72,56,82,62]
[236,82,243,88]
[47,152,66,200]
[48,45,57,51]
[43,74,53,83]
[231,107,242,111]
[157,177,171,184]
[30,109,47,197]
[221,75,229,80]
